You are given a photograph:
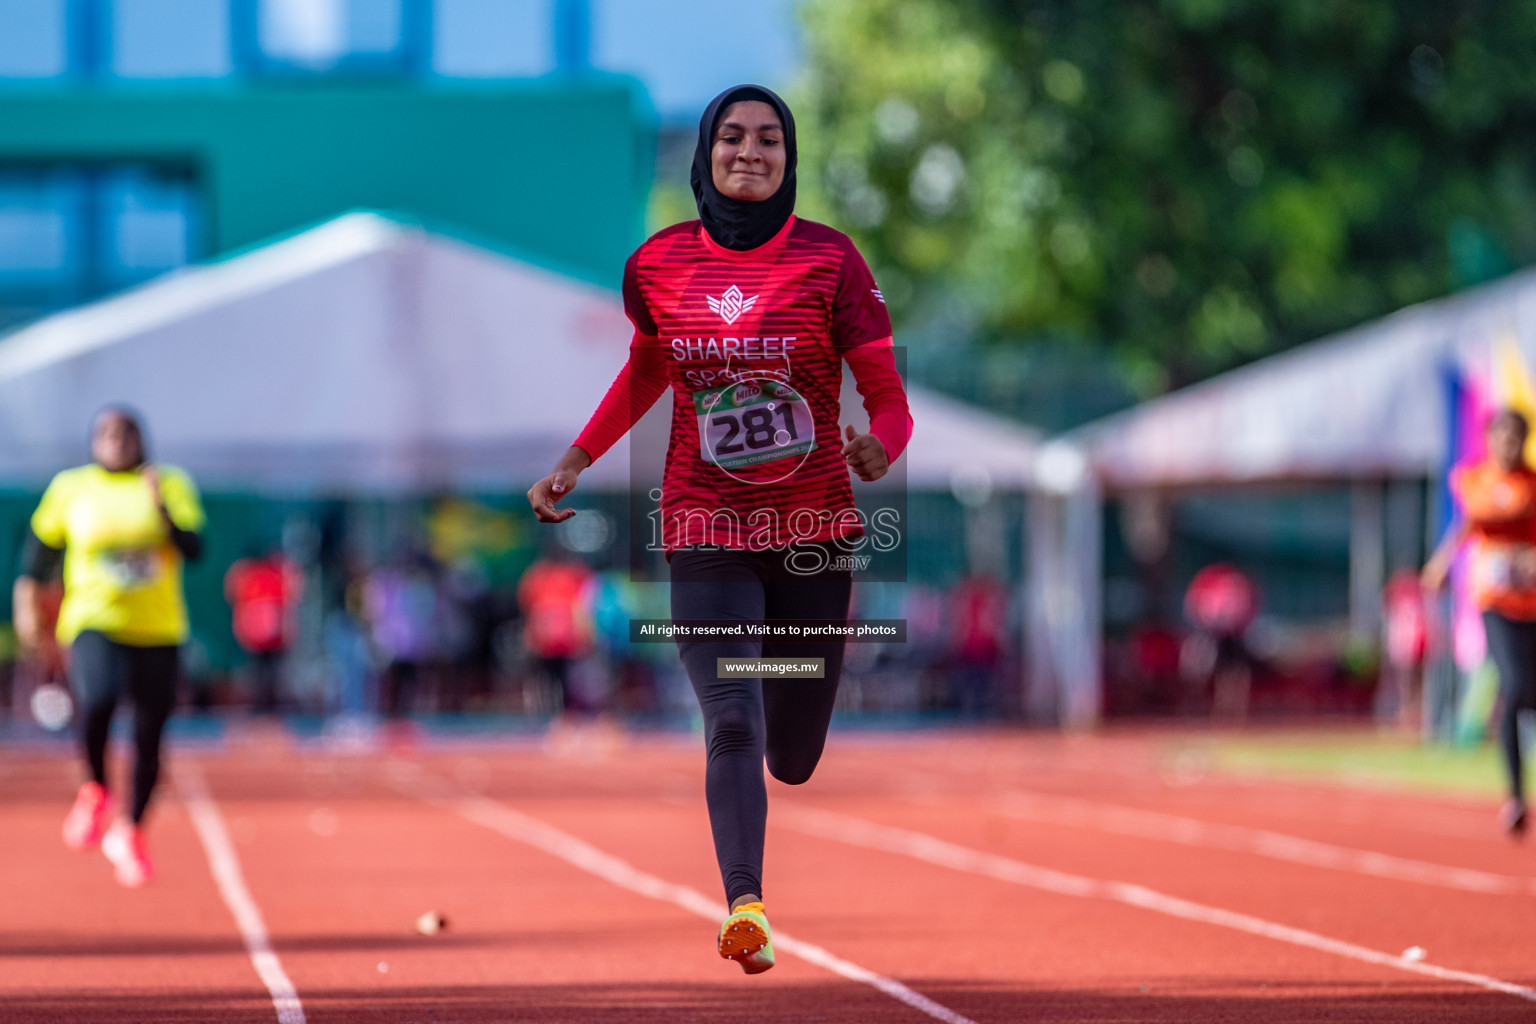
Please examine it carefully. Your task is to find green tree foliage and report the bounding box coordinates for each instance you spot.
[796,0,1536,390]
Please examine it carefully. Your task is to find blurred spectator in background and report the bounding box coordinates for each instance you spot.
[1424,408,1536,836]
[1126,622,1184,712]
[326,572,374,718]
[1379,569,1428,730]
[363,552,440,718]
[437,559,495,713]
[517,549,595,715]
[1182,563,1260,720]
[900,584,949,711]
[224,547,303,714]
[948,573,1008,714]
[591,567,654,714]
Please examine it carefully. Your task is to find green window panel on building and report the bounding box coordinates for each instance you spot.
[0,79,654,303]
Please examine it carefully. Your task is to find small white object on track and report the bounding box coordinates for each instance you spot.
[30,683,73,732]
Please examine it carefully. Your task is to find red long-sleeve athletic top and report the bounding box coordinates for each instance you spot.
[574,215,912,553]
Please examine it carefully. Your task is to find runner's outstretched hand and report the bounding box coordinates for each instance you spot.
[842,424,889,482]
[12,579,64,676]
[528,446,591,523]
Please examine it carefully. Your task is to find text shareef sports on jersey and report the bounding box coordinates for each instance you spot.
[671,335,796,388]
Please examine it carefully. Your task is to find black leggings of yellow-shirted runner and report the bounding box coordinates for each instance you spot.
[70,630,179,823]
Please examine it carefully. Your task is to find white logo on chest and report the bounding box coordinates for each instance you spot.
[706,285,758,325]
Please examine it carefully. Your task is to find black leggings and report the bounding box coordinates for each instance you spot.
[670,544,852,906]
[69,631,179,824]
[1482,611,1536,800]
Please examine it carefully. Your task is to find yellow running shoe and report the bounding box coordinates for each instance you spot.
[718,902,775,974]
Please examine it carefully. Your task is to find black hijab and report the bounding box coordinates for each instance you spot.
[691,84,797,251]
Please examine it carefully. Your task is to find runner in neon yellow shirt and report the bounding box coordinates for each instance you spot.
[12,408,204,888]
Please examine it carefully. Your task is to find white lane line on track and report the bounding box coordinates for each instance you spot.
[387,765,975,1024]
[176,763,307,1024]
[991,790,1536,896]
[894,751,1503,842]
[775,804,1536,1004]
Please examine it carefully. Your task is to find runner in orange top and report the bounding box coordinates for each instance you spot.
[225,550,304,713]
[1424,409,1536,835]
[516,552,595,711]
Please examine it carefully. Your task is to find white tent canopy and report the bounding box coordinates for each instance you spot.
[0,213,1038,493]
[898,386,1040,490]
[1078,266,1536,489]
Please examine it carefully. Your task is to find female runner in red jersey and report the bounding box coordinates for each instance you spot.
[528,84,911,973]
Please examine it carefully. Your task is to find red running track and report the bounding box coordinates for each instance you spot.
[3,726,1535,1023]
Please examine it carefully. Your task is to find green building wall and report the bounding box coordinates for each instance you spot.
[0,78,658,678]
[0,78,655,283]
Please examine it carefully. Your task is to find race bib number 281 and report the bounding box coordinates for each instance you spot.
[694,378,816,472]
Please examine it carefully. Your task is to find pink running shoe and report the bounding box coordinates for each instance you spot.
[1499,798,1528,839]
[62,782,113,851]
[101,821,155,888]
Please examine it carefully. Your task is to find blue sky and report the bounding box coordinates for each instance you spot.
[590,0,802,121]
[0,0,806,124]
